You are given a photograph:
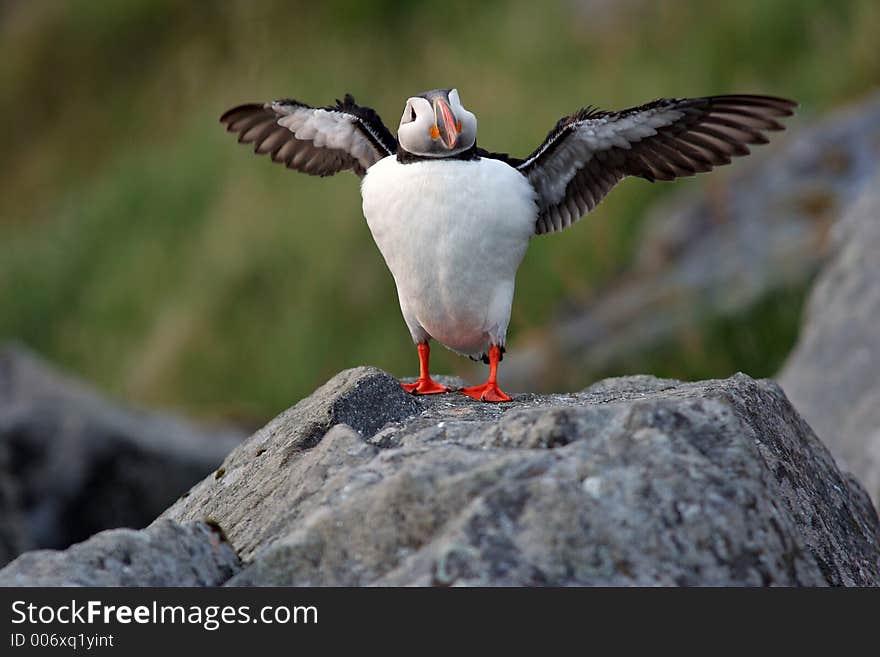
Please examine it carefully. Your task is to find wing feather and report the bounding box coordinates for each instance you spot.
[516,95,796,234]
[220,94,397,178]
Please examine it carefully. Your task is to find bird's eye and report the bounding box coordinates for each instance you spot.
[407,106,416,123]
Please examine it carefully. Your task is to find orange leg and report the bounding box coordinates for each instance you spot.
[459,345,512,402]
[401,342,450,395]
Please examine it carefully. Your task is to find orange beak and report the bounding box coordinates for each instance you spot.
[432,97,459,150]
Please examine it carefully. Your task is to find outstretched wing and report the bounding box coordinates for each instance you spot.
[220,94,397,177]
[515,95,796,234]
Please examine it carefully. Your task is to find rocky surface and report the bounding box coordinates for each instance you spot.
[4,364,877,587]
[0,520,239,586]
[146,367,880,587]
[503,92,880,392]
[163,368,422,563]
[0,344,244,566]
[780,173,880,506]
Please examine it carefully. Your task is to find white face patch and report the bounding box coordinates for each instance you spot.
[448,89,477,152]
[397,97,435,154]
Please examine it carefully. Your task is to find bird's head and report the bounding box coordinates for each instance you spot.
[397,88,477,157]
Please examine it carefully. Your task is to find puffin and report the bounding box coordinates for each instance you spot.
[220,88,796,402]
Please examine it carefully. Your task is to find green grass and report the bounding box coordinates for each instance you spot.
[1,0,877,419]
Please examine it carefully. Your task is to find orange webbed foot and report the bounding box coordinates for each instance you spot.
[459,382,512,403]
[401,378,450,395]
[401,342,450,395]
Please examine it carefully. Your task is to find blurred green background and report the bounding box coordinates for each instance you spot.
[1,0,878,422]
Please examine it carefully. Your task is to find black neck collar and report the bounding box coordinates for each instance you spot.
[397,143,480,164]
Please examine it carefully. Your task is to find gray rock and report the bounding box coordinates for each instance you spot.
[0,344,245,565]
[160,366,420,560]
[0,520,239,586]
[780,173,880,505]
[0,449,27,567]
[162,367,880,586]
[503,92,880,392]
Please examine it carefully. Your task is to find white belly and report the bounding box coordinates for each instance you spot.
[361,156,537,356]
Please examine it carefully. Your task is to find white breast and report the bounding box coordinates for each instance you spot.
[361,156,537,357]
